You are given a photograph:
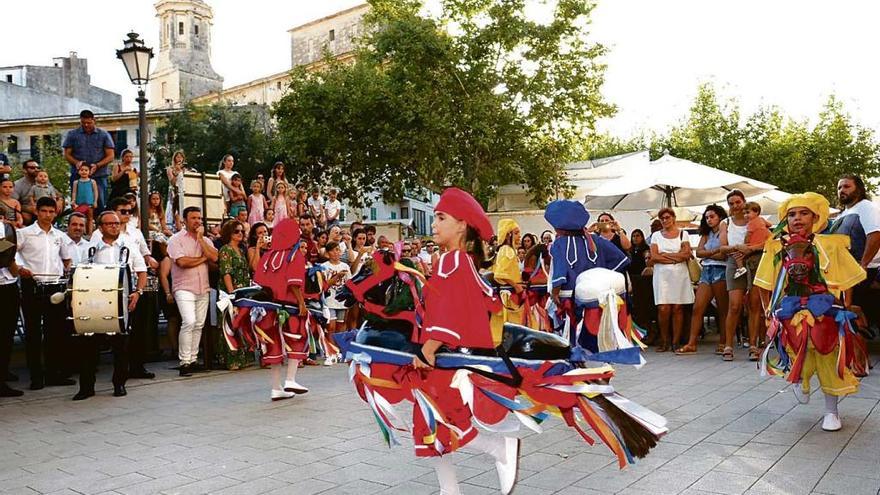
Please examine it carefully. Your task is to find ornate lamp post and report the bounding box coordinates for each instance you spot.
[116,32,154,239]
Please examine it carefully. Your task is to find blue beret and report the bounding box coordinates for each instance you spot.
[544,200,590,230]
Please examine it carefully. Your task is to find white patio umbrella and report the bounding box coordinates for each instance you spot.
[584,154,776,211]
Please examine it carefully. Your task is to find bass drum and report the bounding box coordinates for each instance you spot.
[69,263,131,334]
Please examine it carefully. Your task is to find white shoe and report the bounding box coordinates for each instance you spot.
[495,437,521,495]
[324,355,337,366]
[792,385,810,404]
[271,389,295,401]
[734,267,748,278]
[822,413,842,432]
[284,380,309,394]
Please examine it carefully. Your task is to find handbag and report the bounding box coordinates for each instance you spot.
[680,230,702,283]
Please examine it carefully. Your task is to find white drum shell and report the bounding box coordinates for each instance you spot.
[70,264,129,334]
[574,268,626,304]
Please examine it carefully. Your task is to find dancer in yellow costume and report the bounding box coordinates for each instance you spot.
[490,219,533,343]
[754,192,865,432]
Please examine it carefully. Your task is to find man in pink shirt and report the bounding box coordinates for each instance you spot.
[167,207,218,376]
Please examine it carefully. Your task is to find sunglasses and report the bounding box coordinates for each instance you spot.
[234,229,245,234]
[116,209,131,215]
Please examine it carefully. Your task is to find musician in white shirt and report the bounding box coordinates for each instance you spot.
[15,197,73,390]
[73,210,147,401]
[0,221,23,397]
[65,212,91,267]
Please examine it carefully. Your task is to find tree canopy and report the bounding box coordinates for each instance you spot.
[582,84,880,203]
[272,0,614,207]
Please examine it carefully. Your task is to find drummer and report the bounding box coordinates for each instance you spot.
[104,197,157,379]
[16,197,73,390]
[73,210,147,400]
[0,220,23,397]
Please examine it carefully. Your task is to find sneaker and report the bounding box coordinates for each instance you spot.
[495,437,521,495]
[271,389,295,401]
[792,385,810,404]
[284,380,309,394]
[324,355,337,366]
[734,266,748,278]
[821,413,841,432]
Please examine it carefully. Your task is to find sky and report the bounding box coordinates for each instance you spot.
[2,0,879,137]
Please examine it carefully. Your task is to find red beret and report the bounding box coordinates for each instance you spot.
[435,187,494,241]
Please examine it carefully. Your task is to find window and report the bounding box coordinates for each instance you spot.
[400,206,409,219]
[161,82,167,100]
[276,81,282,90]
[390,212,397,220]
[179,22,184,35]
[7,136,18,154]
[370,208,377,221]
[329,29,335,41]
[194,24,199,36]
[5,75,11,83]
[413,209,427,235]
[110,130,128,155]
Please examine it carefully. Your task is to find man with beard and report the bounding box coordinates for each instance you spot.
[830,174,880,333]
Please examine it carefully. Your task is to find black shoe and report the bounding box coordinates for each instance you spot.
[113,385,127,397]
[29,378,44,390]
[0,385,23,398]
[179,364,192,377]
[189,363,209,373]
[46,378,76,387]
[129,369,155,379]
[72,389,95,401]
[5,371,18,382]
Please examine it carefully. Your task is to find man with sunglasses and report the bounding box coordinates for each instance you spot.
[74,210,147,400]
[93,198,158,379]
[11,159,40,225]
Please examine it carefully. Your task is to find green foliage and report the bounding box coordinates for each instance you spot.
[149,103,278,194]
[272,0,614,207]
[584,84,880,203]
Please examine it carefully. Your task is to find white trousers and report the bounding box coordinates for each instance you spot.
[175,290,210,365]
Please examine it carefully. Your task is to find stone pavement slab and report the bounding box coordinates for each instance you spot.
[0,344,878,494]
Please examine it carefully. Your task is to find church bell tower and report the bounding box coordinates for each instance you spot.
[149,0,223,109]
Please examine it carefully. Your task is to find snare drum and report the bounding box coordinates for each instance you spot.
[69,263,131,335]
[144,274,160,293]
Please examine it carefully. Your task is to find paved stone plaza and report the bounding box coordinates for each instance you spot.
[1,347,879,495]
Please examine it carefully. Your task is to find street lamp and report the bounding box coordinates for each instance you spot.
[116,32,154,239]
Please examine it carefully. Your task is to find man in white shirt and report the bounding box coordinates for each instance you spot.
[73,211,147,400]
[0,221,23,397]
[324,188,342,228]
[831,174,880,330]
[65,213,91,267]
[16,197,73,390]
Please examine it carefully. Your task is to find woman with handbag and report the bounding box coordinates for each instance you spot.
[676,205,730,355]
[648,207,695,352]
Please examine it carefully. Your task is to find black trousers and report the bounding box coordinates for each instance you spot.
[19,279,67,382]
[0,283,20,379]
[78,334,127,390]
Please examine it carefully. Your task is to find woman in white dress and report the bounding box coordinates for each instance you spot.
[649,207,695,352]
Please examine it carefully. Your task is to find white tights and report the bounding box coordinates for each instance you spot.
[432,433,507,494]
[269,359,300,390]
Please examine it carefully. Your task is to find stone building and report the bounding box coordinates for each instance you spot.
[150,0,223,109]
[0,52,121,120]
[193,3,368,106]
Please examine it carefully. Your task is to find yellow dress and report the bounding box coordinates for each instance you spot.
[489,245,529,344]
[754,234,865,396]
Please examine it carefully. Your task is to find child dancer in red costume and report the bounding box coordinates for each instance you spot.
[413,187,520,495]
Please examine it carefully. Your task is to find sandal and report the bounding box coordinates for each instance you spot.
[674,345,697,355]
[722,346,734,361]
[714,343,725,355]
[748,347,760,362]
[655,344,670,353]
